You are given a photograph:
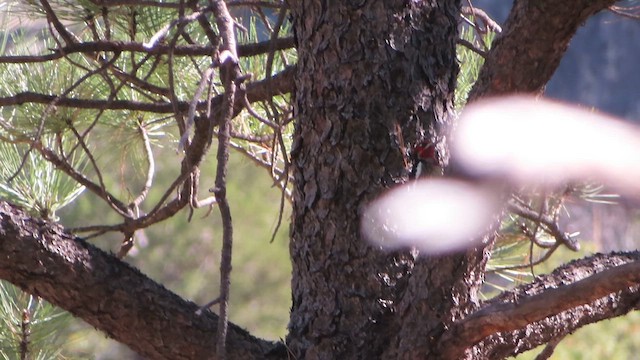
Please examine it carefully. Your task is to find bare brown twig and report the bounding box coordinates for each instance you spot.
[40,0,77,45]
[208,2,240,358]
[508,197,580,251]
[130,121,155,208]
[534,334,566,360]
[457,38,487,57]
[0,38,295,64]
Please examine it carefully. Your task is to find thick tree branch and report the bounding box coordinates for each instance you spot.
[468,0,616,101]
[478,285,640,359]
[439,252,640,358]
[0,201,278,359]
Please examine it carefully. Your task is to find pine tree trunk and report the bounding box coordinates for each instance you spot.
[286,1,487,358]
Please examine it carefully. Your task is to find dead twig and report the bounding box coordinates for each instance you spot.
[461,5,502,34]
[210,2,240,358]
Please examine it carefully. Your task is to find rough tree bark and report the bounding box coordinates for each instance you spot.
[0,0,635,359]
[286,1,463,358]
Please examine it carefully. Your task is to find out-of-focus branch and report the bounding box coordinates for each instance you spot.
[609,4,640,20]
[461,5,502,33]
[468,0,616,101]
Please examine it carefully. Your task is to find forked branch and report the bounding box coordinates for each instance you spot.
[439,252,640,358]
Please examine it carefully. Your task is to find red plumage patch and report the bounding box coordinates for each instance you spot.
[415,142,436,161]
